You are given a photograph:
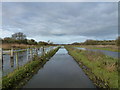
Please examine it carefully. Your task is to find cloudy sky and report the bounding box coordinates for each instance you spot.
[1,2,118,44]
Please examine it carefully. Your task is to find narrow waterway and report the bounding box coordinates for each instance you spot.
[23,48,96,88]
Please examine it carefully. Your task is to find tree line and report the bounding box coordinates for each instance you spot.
[72,37,120,46]
[1,32,54,45]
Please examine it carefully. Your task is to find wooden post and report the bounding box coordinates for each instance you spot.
[30,49,33,60]
[26,48,29,61]
[36,47,38,55]
[42,46,45,56]
[0,48,3,70]
[0,48,2,89]
[10,47,14,58]
[16,52,19,68]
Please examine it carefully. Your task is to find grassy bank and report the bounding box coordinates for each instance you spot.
[65,46,118,88]
[2,47,60,89]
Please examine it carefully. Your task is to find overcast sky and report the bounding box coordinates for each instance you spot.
[1,2,118,44]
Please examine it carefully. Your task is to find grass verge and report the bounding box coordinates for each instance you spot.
[65,46,118,88]
[2,47,60,89]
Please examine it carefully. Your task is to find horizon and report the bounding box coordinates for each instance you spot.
[1,2,118,44]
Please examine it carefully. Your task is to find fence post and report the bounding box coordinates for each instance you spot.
[0,48,3,70]
[16,52,19,68]
[10,47,14,58]
[42,46,45,56]
[36,48,38,55]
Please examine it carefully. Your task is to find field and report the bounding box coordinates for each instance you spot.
[1,44,32,50]
[72,45,119,52]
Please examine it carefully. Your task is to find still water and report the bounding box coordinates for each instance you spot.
[2,46,56,76]
[76,47,119,58]
[23,48,96,88]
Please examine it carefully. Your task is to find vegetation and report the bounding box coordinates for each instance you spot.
[2,47,60,89]
[73,45,119,52]
[1,32,55,46]
[71,36,120,46]
[2,32,37,45]
[12,32,26,40]
[65,46,118,88]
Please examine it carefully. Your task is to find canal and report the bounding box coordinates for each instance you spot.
[23,48,96,88]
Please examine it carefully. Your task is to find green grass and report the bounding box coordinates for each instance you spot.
[65,46,118,88]
[2,47,60,89]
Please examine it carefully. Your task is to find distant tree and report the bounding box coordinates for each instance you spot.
[47,40,54,45]
[3,37,15,43]
[84,39,97,45]
[38,41,48,46]
[72,42,80,45]
[27,39,37,45]
[12,32,26,40]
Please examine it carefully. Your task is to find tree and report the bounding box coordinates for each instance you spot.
[3,37,15,43]
[12,32,26,40]
[27,39,37,45]
[84,39,97,45]
[38,41,48,46]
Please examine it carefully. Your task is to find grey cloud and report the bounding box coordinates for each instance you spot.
[2,2,118,43]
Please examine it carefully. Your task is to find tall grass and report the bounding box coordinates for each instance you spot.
[65,46,118,88]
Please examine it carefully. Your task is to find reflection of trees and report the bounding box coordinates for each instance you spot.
[10,58,14,67]
[15,53,19,68]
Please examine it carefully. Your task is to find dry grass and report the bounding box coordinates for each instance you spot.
[84,45,118,49]
[95,45,118,50]
[1,44,34,50]
[84,50,117,72]
[66,46,118,88]
[85,50,104,61]
[105,63,116,72]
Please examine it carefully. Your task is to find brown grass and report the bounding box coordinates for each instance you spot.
[85,50,104,61]
[1,44,34,50]
[105,63,116,72]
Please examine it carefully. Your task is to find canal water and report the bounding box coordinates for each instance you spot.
[2,46,57,76]
[23,48,96,88]
[75,47,119,58]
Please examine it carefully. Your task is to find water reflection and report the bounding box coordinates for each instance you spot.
[23,48,96,88]
[10,57,14,67]
[3,46,57,76]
